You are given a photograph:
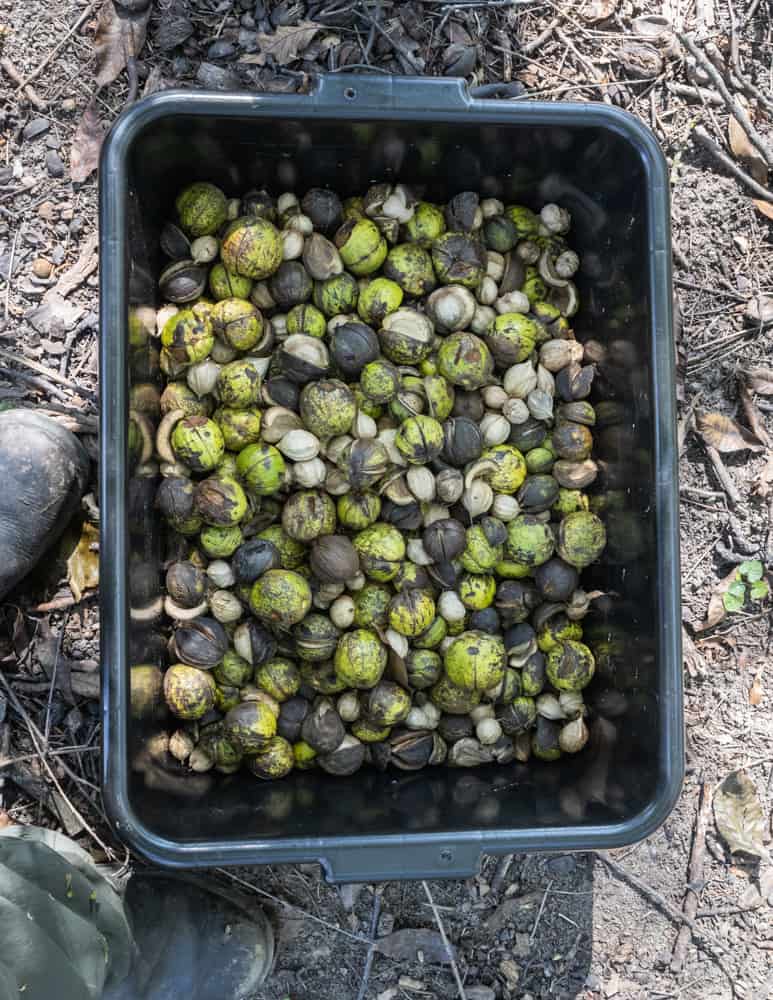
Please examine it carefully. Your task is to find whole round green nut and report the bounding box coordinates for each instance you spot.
[258,524,306,569]
[553,488,589,516]
[337,491,381,531]
[194,475,248,526]
[413,615,447,649]
[335,218,387,275]
[429,675,481,714]
[360,359,401,404]
[354,523,406,582]
[172,416,225,472]
[350,718,390,743]
[161,381,211,417]
[215,683,241,714]
[353,582,392,628]
[217,359,262,408]
[214,406,262,451]
[404,202,446,246]
[248,735,294,779]
[209,263,253,301]
[220,216,283,280]
[163,664,216,720]
[199,524,243,558]
[367,681,412,727]
[255,657,301,702]
[545,640,595,691]
[211,298,263,351]
[293,740,317,769]
[334,628,387,688]
[458,573,496,610]
[522,266,547,304]
[431,232,487,289]
[312,272,359,316]
[556,511,607,568]
[444,630,506,691]
[388,589,436,637]
[282,489,337,542]
[250,569,312,628]
[437,332,494,390]
[176,182,228,237]
[482,215,519,253]
[406,648,443,689]
[486,313,539,366]
[161,306,214,366]
[504,205,540,238]
[482,444,527,493]
[525,446,555,475]
[236,443,286,495]
[460,525,503,574]
[395,414,444,464]
[383,243,437,297]
[357,277,404,325]
[498,695,537,736]
[300,379,356,438]
[286,302,326,338]
[224,700,277,754]
[301,661,347,696]
[506,514,555,568]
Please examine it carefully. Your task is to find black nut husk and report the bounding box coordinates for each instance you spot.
[389,730,435,770]
[438,714,474,743]
[441,417,483,467]
[232,538,282,583]
[269,261,313,309]
[301,698,345,753]
[277,695,311,743]
[171,617,229,669]
[495,580,541,625]
[318,734,365,775]
[330,321,380,377]
[310,534,360,583]
[165,561,206,608]
[302,188,343,234]
[423,518,467,562]
[534,558,579,602]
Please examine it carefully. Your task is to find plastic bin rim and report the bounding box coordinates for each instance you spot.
[99,79,683,880]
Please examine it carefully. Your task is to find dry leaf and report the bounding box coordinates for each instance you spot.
[581,0,619,22]
[745,296,773,326]
[696,566,739,631]
[682,625,703,677]
[714,771,772,863]
[70,102,106,184]
[697,411,765,453]
[94,0,152,89]
[738,383,773,449]
[753,199,773,221]
[240,21,321,67]
[746,366,773,395]
[66,520,99,602]
[749,672,764,705]
[728,113,768,186]
[376,928,455,965]
[754,452,773,499]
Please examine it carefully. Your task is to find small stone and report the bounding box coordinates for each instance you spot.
[45,150,65,178]
[466,987,496,1000]
[51,246,66,265]
[32,258,53,279]
[45,134,61,149]
[546,855,576,877]
[499,958,520,989]
[195,62,242,90]
[0,166,12,184]
[23,117,50,140]
[377,911,395,937]
[207,39,236,60]
[21,175,36,189]
[513,932,531,958]
[38,201,57,221]
[61,98,77,113]
[69,216,84,235]
[398,978,425,991]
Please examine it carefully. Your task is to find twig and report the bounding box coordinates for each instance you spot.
[491,853,514,894]
[703,443,741,506]
[10,673,100,700]
[0,671,113,856]
[356,893,382,1000]
[0,58,46,110]
[678,391,703,457]
[529,878,553,943]
[666,81,724,105]
[356,8,423,72]
[743,0,763,23]
[671,783,712,973]
[679,33,773,168]
[31,590,98,613]
[0,347,98,401]
[422,880,467,1000]
[15,1,98,92]
[523,17,558,55]
[554,27,612,104]
[692,127,773,203]
[3,229,18,322]
[0,365,74,406]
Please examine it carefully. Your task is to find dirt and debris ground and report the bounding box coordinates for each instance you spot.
[1,1,772,998]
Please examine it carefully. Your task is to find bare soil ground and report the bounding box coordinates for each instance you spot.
[1,2,772,999]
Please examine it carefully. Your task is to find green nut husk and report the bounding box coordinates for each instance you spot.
[211,298,264,351]
[496,695,537,735]
[313,271,359,316]
[214,406,262,451]
[545,640,595,691]
[176,182,228,237]
[236,443,286,495]
[249,569,312,628]
[383,243,437,297]
[282,489,337,541]
[354,523,406,581]
[353,583,392,628]
[406,648,443,689]
[258,524,307,569]
[437,332,493,390]
[194,475,248,526]
[300,379,356,438]
[444,630,506,692]
[556,511,607,568]
[395,414,444,464]
[429,675,481,714]
[431,232,487,288]
[483,444,527,493]
[388,588,436,637]
[337,491,382,531]
[367,681,412,726]
[217,359,262,407]
[357,277,404,325]
[334,629,387,688]
[486,313,539,367]
[213,649,253,688]
[404,202,446,245]
[335,218,387,275]
[536,614,583,653]
[224,700,277,753]
[460,525,504,574]
[171,416,225,472]
[247,736,294,779]
[164,664,217,720]
[360,359,401,403]
[209,263,253,301]
[286,302,326,338]
[199,524,243,558]
[458,573,496,610]
[255,657,301,702]
[220,216,283,280]
[161,305,214,367]
[506,514,555,568]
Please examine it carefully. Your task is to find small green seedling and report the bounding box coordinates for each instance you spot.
[723,560,770,612]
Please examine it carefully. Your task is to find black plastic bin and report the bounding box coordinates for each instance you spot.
[99,75,682,882]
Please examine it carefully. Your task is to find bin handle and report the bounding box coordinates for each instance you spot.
[311,73,472,112]
[320,839,484,884]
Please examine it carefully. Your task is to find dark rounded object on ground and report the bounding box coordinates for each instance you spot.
[263,376,300,411]
[329,322,380,377]
[232,539,281,583]
[469,607,500,633]
[441,417,483,467]
[0,410,89,601]
[534,557,580,602]
[451,391,485,423]
[380,499,423,531]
